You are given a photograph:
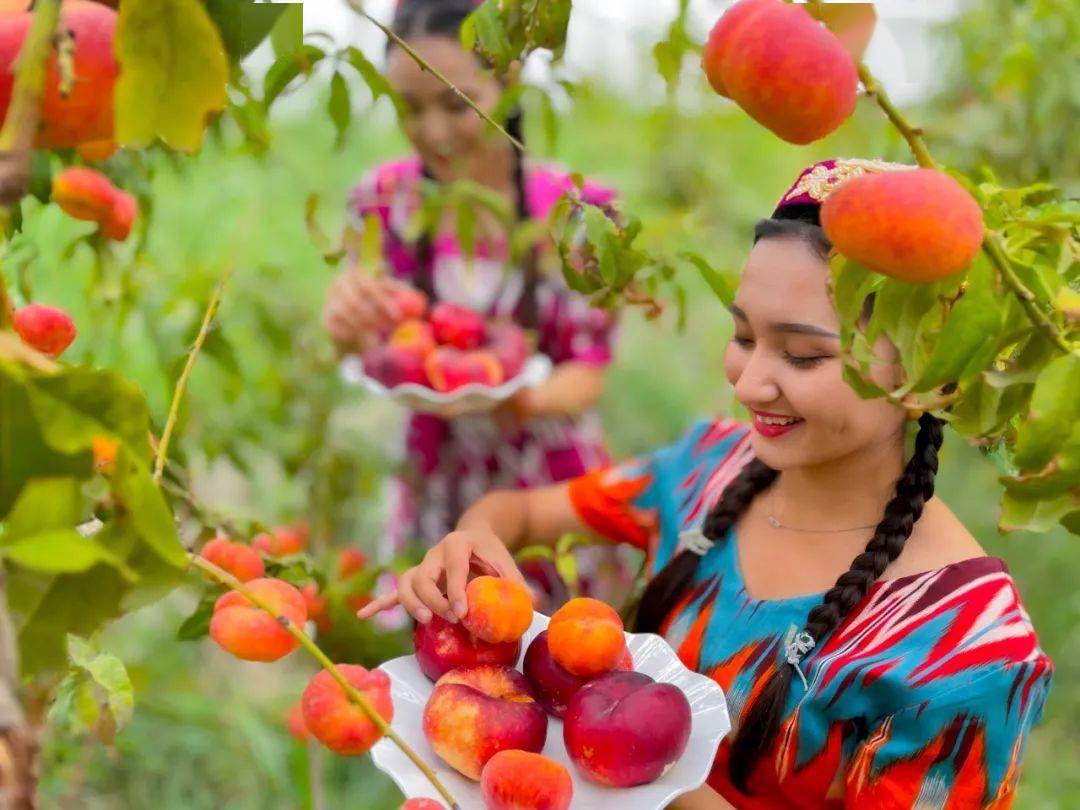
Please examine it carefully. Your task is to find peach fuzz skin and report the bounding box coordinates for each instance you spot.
[422,664,547,780]
[481,749,573,810]
[461,575,533,644]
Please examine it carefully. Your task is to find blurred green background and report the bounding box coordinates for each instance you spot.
[31,0,1077,806]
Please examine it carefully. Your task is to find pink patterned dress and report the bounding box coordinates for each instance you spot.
[347,158,621,577]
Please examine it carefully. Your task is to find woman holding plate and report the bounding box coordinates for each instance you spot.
[360,159,1053,809]
[324,0,634,608]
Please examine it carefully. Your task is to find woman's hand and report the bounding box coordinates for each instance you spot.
[356,528,528,625]
[323,269,404,355]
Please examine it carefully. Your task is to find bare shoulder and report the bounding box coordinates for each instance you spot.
[884,496,988,580]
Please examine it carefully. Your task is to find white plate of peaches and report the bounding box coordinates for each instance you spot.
[340,290,553,419]
[371,577,731,810]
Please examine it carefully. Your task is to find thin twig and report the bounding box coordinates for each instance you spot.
[153,271,232,483]
[190,554,461,809]
[343,0,526,153]
[983,231,1074,355]
[854,62,937,170]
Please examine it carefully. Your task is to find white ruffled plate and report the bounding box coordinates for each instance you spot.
[371,611,731,810]
[341,354,553,419]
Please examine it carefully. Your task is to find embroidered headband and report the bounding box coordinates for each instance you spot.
[774,157,912,215]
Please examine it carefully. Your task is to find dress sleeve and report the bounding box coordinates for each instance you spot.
[844,658,1053,808]
[344,161,420,281]
[566,451,661,551]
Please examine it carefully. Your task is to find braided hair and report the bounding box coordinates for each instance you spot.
[389,0,540,328]
[633,204,948,794]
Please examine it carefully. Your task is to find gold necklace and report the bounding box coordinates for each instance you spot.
[767,491,879,533]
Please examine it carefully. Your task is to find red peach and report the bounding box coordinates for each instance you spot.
[337,548,368,580]
[703,0,857,144]
[389,318,437,358]
[821,167,985,283]
[286,701,309,742]
[413,614,521,683]
[461,576,533,644]
[522,629,632,718]
[430,302,486,349]
[91,434,118,475]
[400,801,444,810]
[302,664,394,756]
[252,524,307,557]
[0,1,118,148]
[301,583,331,633]
[13,304,76,357]
[563,671,691,788]
[209,578,306,662]
[424,347,504,393]
[487,322,530,380]
[103,189,138,241]
[423,664,547,780]
[547,597,626,678]
[363,344,429,387]
[481,750,573,810]
[199,536,265,583]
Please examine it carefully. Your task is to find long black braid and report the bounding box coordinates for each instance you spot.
[390,0,539,328]
[633,202,948,793]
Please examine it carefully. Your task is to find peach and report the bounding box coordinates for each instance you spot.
[425,347,504,393]
[702,0,857,144]
[103,189,138,241]
[52,167,116,224]
[390,318,437,358]
[481,750,573,810]
[547,597,625,678]
[76,138,118,162]
[252,524,307,557]
[487,322,529,379]
[564,671,691,787]
[199,536,264,583]
[363,344,428,387]
[821,167,985,283]
[422,664,547,780]
[13,304,76,357]
[430,302,486,349]
[337,548,368,580]
[90,434,118,475]
[400,801,444,810]
[0,1,118,148]
[286,701,309,742]
[208,578,306,662]
[461,576,533,644]
[301,583,331,633]
[302,664,393,756]
[523,630,632,718]
[413,614,521,682]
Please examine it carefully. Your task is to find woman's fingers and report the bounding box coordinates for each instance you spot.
[395,570,433,624]
[444,541,473,620]
[356,591,398,619]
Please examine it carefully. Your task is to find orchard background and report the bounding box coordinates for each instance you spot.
[0,0,1075,807]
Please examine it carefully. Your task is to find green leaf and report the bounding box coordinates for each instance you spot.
[270,3,305,58]
[1013,354,1080,472]
[555,553,578,595]
[51,635,134,735]
[681,252,735,307]
[1,529,129,575]
[1,478,82,538]
[115,0,229,151]
[264,45,325,107]
[344,47,405,117]
[999,488,1078,533]
[328,71,351,148]
[112,446,186,568]
[176,595,216,641]
[467,2,517,73]
[204,0,295,61]
[912,261,1004,392]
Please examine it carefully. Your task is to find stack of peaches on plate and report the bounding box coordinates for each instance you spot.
[361,285,530,393]
[412,576,693,810]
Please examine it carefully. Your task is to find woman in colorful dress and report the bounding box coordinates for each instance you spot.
[323,0,632,605]
[360,159,1053,808]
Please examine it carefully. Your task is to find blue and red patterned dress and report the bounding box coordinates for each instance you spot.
[567,419,1052,808]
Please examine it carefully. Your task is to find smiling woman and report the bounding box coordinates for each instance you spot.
[361,158,1053,809]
